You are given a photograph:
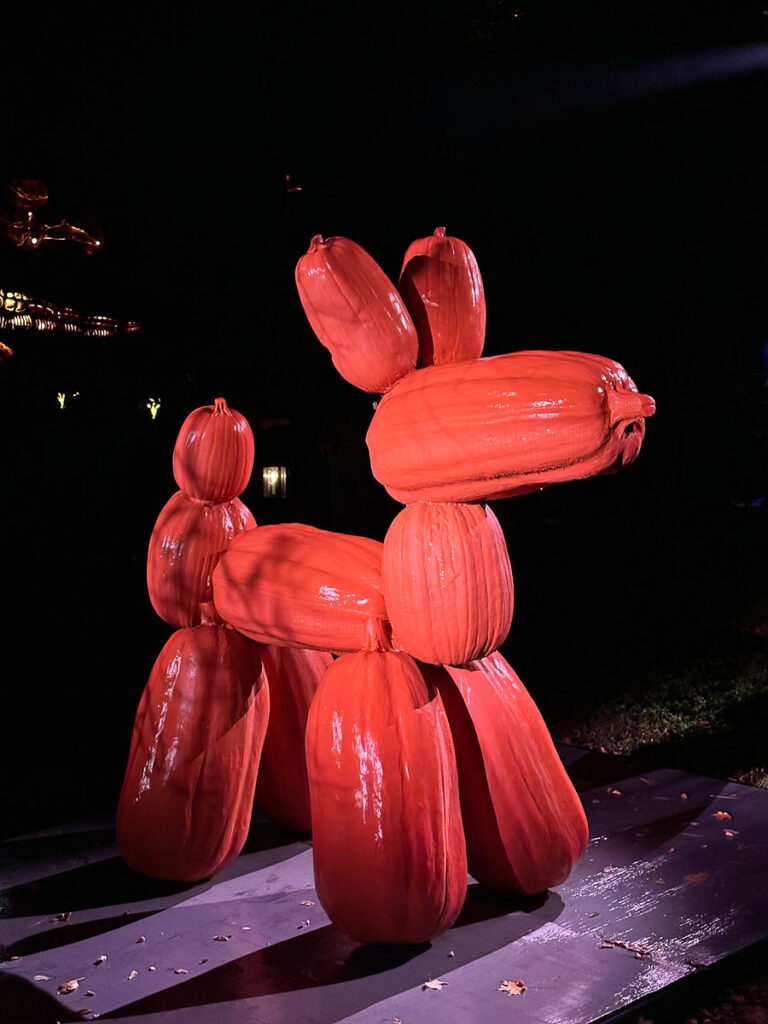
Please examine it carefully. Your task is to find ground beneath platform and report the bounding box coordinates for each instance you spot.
[1,749,766,1024]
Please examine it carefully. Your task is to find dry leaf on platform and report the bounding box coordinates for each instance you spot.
[498,979,527,995]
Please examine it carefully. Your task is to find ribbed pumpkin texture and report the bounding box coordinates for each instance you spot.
[173,397,254,503]
[434,651,588,895]
[295,235,418,393]
[399,226,486,366]
[147,490,256,627]
[305,651,468,944]
[367,350,656,504]
[117,624,269,881]
[213,523,390,654]
[255,644,333,832]
[382,502,513,666]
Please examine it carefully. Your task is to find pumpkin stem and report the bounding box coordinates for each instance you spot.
[212,397,230,416]
[308,234,325,253]
[434,226,447,237]
[607,388,656,427]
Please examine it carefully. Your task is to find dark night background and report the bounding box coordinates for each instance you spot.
[0,3,765,834]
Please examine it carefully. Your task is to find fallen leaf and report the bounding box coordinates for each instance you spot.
[136,936,146,943]
[128,971,138,980]
[713,811,733,820]
[85,991,95,997]
[684,871,709,884]
[94,956,107,965]
[299,899,316,907]
[33,975,50,981]
[498,979,527,996]
[59,980,80,994]
[393,1018,402,1024]
[241,926,251,930]
[588,912,600,918]
[174,968,189,975]
[609,789,622,796]
[680,793,688,800]
[56,912,72,922]
[199,959,208,965]
[148,966,157,972]
[297,920,310,929]
[9,956,20,961]
[723,829,740,837]
[447,950,455,957]
[212,935,230,942]
[423,978,448,991]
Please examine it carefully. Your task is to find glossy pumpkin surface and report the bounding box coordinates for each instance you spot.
[305,651,467,943]
[147,490,256,628]
[117,624,269,881]
[296,235,418,393]
[382,501,513,666]
[213,523,390,654]
[173,397,255,503]
[435,651,588,894]
[367,350,656,504]
[399,226,486,366]
[255,644,333,832]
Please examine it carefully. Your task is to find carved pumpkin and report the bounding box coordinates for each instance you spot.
[366,350,656,504]
[147,490,256,628]
[399,226,486,366]
[295,235,418,393]
[383,501,513,666]
[117,623,269,881]
[434,651,588,894]
[255,644,333,832]
[305,651,467,943]
[172,397,255,503]
[212,523,390,654]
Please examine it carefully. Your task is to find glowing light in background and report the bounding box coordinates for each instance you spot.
[147,397,161,420]
[262,465,288,498]
[518,42,768,113]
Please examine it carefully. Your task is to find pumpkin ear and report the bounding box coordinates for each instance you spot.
[399,226,486,366]
[295,235,418,392]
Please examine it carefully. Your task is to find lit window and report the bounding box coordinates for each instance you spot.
[262,465,287,498]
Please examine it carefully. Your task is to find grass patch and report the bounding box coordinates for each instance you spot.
[547,646,768,787]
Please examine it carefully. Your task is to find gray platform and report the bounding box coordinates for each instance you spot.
[1,750,766,1023]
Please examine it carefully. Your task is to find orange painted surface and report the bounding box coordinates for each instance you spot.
[117,625,269,881]
[305,651,467,943]
[399,226,486,366]
[213,523,390,654]
[434,651,589,895]
[296,235,418,393]
[255,644,333,832]
[147,490,256,628]
[172,397,255,503]
[367,349,655,503]
[383,501,513,666]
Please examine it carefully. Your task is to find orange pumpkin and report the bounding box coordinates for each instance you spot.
[305,651,467,943]
[147,490,256,628]
[399,226,486,366]
[434,651,588,894]
[295,235,418,393]
[382,501,513,666]
[173,397,255,503]
[117,623,269,881]
[255,644,333,832]
[366,350,656,504]
[212,523,390,654]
